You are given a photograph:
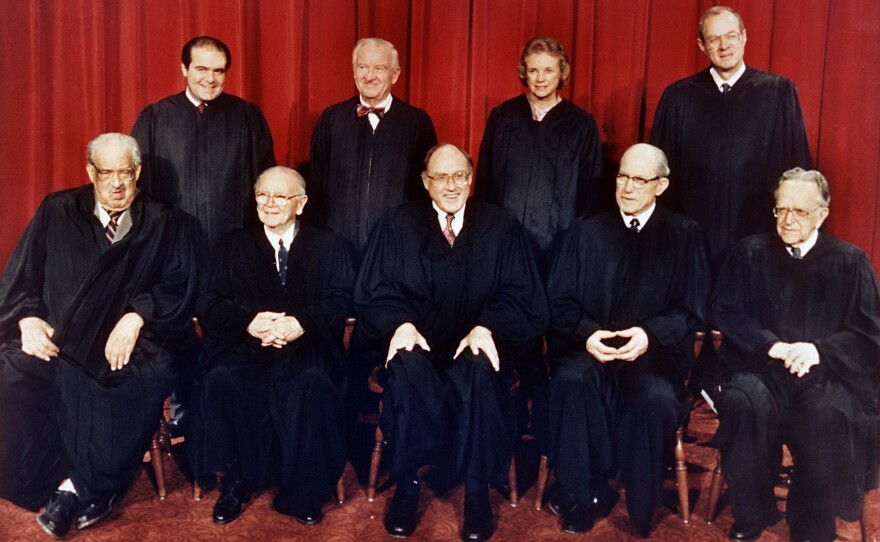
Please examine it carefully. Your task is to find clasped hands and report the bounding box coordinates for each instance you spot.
[247,311,304,348]
[769,341,819,377]
[585,327,649,363]
[20,312,144,371]
[386,322,500,371]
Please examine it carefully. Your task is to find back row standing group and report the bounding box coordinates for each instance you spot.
[2,5,877,542]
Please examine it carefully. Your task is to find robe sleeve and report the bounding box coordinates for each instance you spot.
[307,112,330,227]
[771,80,811,171]
[196,235,258,345]
[474,108,498,201]
[130,106,156,199]
[247,103,276,177]
[575,114,604,218]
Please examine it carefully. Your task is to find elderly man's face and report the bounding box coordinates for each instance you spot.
[423,146,472,215]
[698,11,747,76]
[353,45,400,107]
[524,52,562,102]
[255,171,307,234]
[615,147,668,216]
[774,180,829,246]
[87,144,140,212]
[181,46,227,103]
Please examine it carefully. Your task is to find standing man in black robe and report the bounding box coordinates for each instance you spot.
[650,6,811,268]
[354,143,548,541]
[711,168,880,542]
[309,37,437,258]
[544,143,710,537]
[0,133,197,539]
[476,35,604,272]
[131,35,276,434]
[193,166,354,527]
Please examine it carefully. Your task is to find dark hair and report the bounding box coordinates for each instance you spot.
[181,36,231,70]
[422,143,474,174]
[516,36,571,90]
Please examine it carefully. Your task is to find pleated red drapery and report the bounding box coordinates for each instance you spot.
[1,0,878,270]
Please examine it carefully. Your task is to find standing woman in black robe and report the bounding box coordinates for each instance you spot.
[476,36,604,273]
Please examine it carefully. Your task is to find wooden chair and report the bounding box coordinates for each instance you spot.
[531,333,705,524]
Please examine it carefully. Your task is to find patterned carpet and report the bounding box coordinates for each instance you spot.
[0,401,876,541]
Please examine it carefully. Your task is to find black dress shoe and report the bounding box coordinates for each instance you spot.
[384,488,420,538]
[728,522,767,541]
[212,483,251,525]
[36,490,79,540]
[461,492,494,541]
[293,505,324,526]
[562,500,595,534]
[547,488,576,517]
[594,489,619,518]
[75,493,116,530]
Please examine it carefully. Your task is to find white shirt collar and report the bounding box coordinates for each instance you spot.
[185,87,206,108]
[264,222,297,249]
[619,202,656,233]
[432,201,466,236]
[360,93,393,130]
[789,229,819,257]
[94,201,132,243]
[710,62,746,92]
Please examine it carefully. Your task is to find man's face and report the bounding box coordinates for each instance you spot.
[255,172,307,234]
[87,144,141,212]
[353,45,400,107]
[524,52,562,102]
[615,148,668,216]
[698,11,747,76]
[774,180,829,246]
[423,146,472,215]
[181,46,227,103]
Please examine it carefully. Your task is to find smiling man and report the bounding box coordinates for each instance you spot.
[711,168,880,542]
[354,144,548,541]
[0,133,197,539]
[544,143,710,537]
[309,37,437,257]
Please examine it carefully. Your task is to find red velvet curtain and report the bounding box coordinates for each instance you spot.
[1,0,878,270]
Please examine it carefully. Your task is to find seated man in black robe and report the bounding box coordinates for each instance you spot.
[353,143,548,541]
[192,166,354,526]
[0,133,197,539]
[711,168,880,542]
[544,143,710,537]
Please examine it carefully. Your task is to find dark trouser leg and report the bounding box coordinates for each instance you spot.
[712,372,782,530]
[545,353,611,508]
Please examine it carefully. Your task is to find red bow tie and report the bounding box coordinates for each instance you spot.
[356,104,386,119]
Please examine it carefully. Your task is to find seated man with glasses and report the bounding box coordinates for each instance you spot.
[354,143,548,541]
[711,167,880,542]
[189,166,355,527]
[0,133,197,539]
[544,143,710,537]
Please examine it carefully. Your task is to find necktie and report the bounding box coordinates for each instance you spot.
[790,246,802,259]
[721,83,731,94]
[628,218,640,233]
[197,103,205,113]
[278,239,289,286]
[105,210,123,244]
[356,104,386,119]
[443,213,456,246]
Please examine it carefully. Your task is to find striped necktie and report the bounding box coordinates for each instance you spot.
[105,210,123,244]
[443,214,456,246]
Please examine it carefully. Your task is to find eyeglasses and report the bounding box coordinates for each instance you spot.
[91,164,136,182]
[772,206,823,221]
[425,170,471,187]
[615,174,660,189]
[255,192,305,206]
[702,30,743,50]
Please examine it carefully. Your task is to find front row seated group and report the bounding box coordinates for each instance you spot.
[0,134,877,542]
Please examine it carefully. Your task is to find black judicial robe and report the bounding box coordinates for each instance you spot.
[544,207,710,528]
[650,67,811,266]
[131,91,276,256]
[476,94,604,265]
[309,95,437,256]
[192,222,354,499]
[353,199,548,485]
[0,186,197,511]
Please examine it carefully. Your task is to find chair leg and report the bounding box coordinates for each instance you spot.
[336,473,345,505]
[150,430,166,500]
[706,449,724,524]
[534,454,550,511]
[674,427,689,523]
[367,423,384,501]
[508,454,518,507]
[193,480,202,501]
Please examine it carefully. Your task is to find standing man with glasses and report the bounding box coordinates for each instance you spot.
[0,133,197,538]
[544,144,709,537]
[710,168,880,542]
[354,144,547,541]
[651,6,811,269]
[192,166,354,527]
